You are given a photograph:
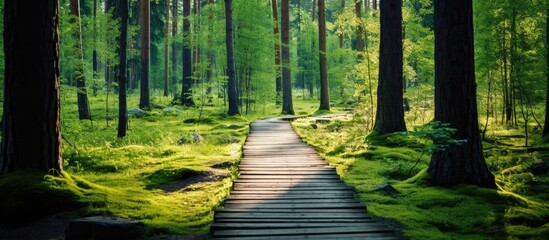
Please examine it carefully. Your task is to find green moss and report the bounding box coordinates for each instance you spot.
[0,171,83,226]
[293,115,549,240]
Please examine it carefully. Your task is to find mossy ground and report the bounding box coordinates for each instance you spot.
[0,89,325,238]
[293,116,549,240]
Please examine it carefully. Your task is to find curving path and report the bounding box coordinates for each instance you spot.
[211,118,399,239]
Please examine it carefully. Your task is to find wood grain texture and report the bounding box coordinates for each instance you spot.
[211,118,399,239]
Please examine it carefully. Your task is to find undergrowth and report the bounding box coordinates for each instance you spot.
[293,116,549,240]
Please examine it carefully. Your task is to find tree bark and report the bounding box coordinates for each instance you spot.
[140,0,151,109]
[70,0,92,120]
[542,7,549,138]
[1,0,63,173]
[181,0,195,106]
[373,0,406,134]
[281,0,295,114]
[92,0,98,96]
[355,0,364,53]
[271,0,282,105]
[339,0,345,49]
[373,0,377,10]
[172,0,178,85]
[318,0,329,111]
[118,0,129,138]
[164,0,170,96]
[225,0,239,115]
[429,0,496,188]
[206,0,214,102]
[312,0,316,22]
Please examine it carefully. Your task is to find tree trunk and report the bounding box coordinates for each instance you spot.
[281,0,295,114]
[92,0,98,96]
[355,0,364,54]
[181,0,195,106]
[225,0,239,115]
[543,7,549,138]
[373,0,406,134]
[172,0,178,85]
[164,0,170,96]
[271,0,282,105]
[140,0,151,109]
[429,0,496,188]
[312,0,316,22]
[70,0,92,120]
[206,0,214,102]
[339,0,345,49]
[318,0,329,111]
[118,0,129,138]
[1,0,63,173]
[373,0,377,10]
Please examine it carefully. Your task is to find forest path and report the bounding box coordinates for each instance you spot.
[211,118,399,239]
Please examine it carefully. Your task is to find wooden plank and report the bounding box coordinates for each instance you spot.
[232,187,354,191]
[224,199,360,204]
[211,222,375,230]
[211,119,398,239]
[233,183,346,188]
[213,233,399,240]
[233,179,342,183]
[239,167,334,170]
[226,195,356,200]
[239,171,335,175]
[222,203,365,209]
[213,226,394,237]
[214,212,371,219]
[237,175,340,179]
[215,208,366,213]
[214,218,373,223]
[230,190,354,195]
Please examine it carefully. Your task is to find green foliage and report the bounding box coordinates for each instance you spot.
[294,115,549,240]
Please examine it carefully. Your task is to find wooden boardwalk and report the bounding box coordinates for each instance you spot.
[211,118,399,239]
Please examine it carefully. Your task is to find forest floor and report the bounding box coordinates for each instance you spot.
[292,113,549,239]
[1,90,548,239]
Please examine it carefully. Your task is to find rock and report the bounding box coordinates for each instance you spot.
[65,216,145,240]
[310,124,318,129]
[162,107,184,113]
[128,108,147,118]
[530,162,548,175]
[371,183,399,195]
[192,133,204,143]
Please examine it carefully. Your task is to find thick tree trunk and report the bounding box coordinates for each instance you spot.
[355,0,364,53]
[164,0,170,96]
[373,0,406,134]
[1,0,63,173]
[172,0,178,85]
[543,9,549,137]
[140,0,151,109]
[70,0,92,120]
[429,0,496,188]
[318,0,329,111]
[225,0,239,115]
[181,0,195,106]
[118,0,129,138]
[281,0,294,114]
[271,0,282,105]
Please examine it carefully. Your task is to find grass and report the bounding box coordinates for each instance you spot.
[0,88,327,237]
[292,115,549,240]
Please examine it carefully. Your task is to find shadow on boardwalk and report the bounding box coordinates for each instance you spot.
[210,118,401,240]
